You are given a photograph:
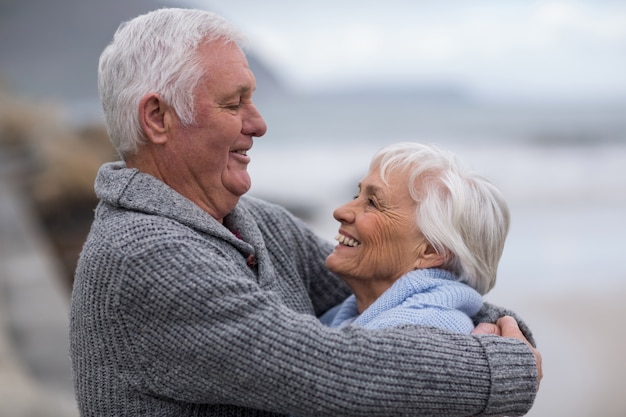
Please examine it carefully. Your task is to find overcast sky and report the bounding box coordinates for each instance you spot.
[172,0,626,101]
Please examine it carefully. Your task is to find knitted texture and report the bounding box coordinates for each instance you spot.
[321,269,483,333]
[69,161,538,417]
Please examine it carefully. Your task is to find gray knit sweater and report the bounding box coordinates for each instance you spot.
[69,161,538,416]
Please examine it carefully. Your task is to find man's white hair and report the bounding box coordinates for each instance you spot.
[98,8,246,157]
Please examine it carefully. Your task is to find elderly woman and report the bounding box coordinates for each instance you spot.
[322,142,510,334]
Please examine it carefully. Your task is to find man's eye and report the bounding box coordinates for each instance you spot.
[221,99,241,111]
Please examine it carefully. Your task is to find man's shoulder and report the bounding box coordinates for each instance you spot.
[238,195,296,223]
[239,194,285,211]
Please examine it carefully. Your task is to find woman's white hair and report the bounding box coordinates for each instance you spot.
[371,142,510,295]
[98,8,246,157]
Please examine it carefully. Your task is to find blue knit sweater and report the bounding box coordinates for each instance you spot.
[321,269,483,334]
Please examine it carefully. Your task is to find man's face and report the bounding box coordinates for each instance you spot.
[162,40,267,221]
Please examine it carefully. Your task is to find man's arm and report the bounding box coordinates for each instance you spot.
[116,239,539,416]
[474,315,543,388]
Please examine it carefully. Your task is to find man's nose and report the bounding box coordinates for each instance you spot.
[244,103,267,138]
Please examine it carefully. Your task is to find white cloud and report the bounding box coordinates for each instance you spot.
[180,0,626,100]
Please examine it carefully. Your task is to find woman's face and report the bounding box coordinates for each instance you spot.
[326,166,429,285]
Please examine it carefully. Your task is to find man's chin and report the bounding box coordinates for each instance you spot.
[225,173,252,197]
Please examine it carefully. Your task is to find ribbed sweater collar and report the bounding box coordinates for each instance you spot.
[94,161,254,253]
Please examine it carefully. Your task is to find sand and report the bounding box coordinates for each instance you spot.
[485,286,626,417]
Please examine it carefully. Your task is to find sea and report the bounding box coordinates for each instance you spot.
[245,96,626,300]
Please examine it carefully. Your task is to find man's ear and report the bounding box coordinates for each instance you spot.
[414,242,448,269]
[138,93,170,145]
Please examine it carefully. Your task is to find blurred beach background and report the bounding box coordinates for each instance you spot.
[1,0,625,416]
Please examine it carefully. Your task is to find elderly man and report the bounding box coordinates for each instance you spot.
[70,7,541,417]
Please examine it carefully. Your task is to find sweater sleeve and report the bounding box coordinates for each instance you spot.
[288,217,352,316]
[248,200,352,316]
[114,237,538,417]
[473,302,537,348]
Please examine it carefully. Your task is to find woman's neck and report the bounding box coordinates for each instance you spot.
[343,278,396,314]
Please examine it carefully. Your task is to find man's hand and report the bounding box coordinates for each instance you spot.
[473,316,543,387]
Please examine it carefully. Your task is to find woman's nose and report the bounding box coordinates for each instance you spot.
[333,201,355,223]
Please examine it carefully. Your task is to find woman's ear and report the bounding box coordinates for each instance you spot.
[138,93,171,145]
[414,242,448,269]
